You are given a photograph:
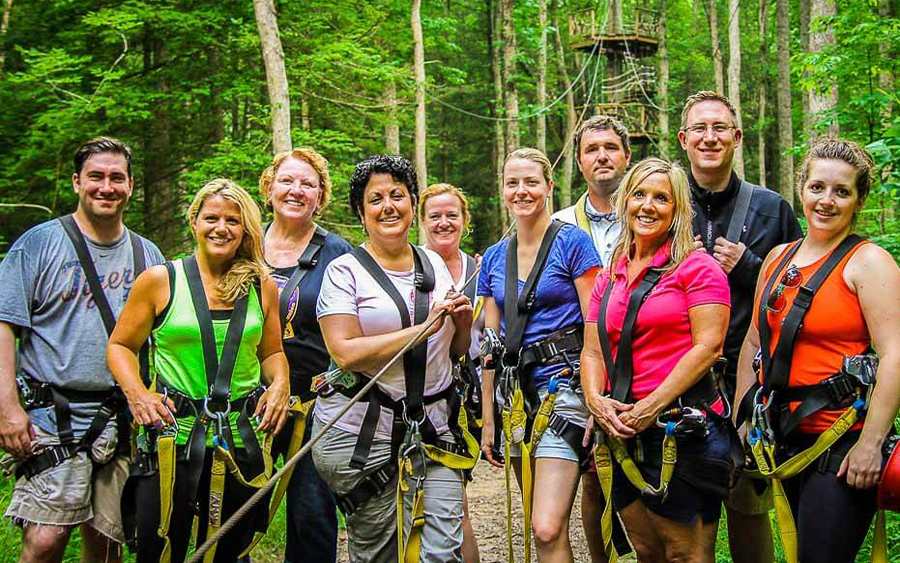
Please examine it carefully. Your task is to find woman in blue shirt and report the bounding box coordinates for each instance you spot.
[478,148,600,562]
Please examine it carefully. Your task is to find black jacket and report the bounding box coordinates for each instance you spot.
[690,172,803,385]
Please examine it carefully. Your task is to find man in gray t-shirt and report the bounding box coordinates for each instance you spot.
[0,137,163,561]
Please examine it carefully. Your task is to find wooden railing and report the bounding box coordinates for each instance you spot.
[568,7,660,42]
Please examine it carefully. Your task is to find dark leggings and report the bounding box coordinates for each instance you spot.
[271,414,339,563]
[134,450,267,563]
[780,434,877,563]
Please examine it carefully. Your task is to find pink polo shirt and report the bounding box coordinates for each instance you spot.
[586,241,730,401]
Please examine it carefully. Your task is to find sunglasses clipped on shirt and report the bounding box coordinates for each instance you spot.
[766,265,803,313]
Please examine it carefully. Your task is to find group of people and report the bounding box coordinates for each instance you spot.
[0,89,895,563]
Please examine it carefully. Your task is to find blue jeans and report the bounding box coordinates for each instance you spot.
[278,417,339,563]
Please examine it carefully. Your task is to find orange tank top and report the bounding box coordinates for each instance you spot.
[753,239,870,434]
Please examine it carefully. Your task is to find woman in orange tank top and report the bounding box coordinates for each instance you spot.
[734,139,900,562]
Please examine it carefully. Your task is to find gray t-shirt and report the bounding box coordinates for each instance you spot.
[0,218,164,433]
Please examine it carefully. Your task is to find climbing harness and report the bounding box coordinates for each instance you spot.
[593,264,727,562]
[494,220,595,563]
[323,245,478,563]
[738,235,893,563]
[14,215,147,481]
[145,257,273,563]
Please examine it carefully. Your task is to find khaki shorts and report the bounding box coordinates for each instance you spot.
[4,423,129,543]
[725,472,774,515]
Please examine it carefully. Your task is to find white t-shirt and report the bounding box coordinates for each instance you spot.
[314,246,457,439]
[456,249,484,361]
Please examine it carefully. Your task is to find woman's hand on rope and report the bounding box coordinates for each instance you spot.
[254,377,289,434]
[618,397,660,434]
[444,290,473,328]
[586,390,634,438]
[127,389,176,428]
[838,438,883,489]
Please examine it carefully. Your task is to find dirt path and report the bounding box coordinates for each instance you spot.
[335,459,592,562]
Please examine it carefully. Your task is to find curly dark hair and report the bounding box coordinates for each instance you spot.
[348,155,418,221]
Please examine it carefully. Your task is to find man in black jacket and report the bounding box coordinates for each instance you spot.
[679,91,802,563]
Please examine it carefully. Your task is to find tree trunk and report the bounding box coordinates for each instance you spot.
[809,0,838,137]
[879,0,894,126]
[411,0,427,187]
[658,0,670,158]
[799,0,813,137]
[536,0,548,154]
[706,0,725,95]
[607,0,623,34]
[553,3,575,208]
[0,0,13,72]
[300,92,310,131]
[384,80,400,153]
[757,0,768,186]
[727,0,744,176]
[776,0,794,206]
[489,0,507,231]
[501,0,519,152]
[253,0,292,154]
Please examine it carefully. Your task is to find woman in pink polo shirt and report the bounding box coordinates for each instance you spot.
[581,158,736,561]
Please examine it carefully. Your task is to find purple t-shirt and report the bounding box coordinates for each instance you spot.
[477,222,599,389]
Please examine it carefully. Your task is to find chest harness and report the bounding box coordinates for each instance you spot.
[14,214,147,480]
[592,265,728,562]
[734,235,892,563]
[481,220,590,563]
[136,257,273,563]
[316,245,478,563]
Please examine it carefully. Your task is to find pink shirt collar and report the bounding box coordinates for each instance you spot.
[612,238,673,279]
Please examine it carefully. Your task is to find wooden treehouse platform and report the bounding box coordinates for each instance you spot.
[590,102,657,145]
[569,7,660,57]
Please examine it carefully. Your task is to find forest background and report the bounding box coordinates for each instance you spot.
[0,0,897,258]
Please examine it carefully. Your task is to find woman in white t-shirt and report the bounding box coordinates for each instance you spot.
[312,155,473,563]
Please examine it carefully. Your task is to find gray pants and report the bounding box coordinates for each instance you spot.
[311,419,464,563]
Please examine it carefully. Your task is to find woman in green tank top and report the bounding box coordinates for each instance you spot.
[108,179,289,562]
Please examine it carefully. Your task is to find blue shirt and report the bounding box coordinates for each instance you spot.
[477,222,600,388]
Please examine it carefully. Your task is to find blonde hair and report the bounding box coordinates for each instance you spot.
[187,179,269,303]
[418,183,471,232]
[611,158,696,274]
[258,147,333,215]
[504,147,554,185]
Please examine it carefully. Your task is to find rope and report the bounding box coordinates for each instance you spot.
[186,223,516,563]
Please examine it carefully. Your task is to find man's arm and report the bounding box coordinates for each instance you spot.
[0,322,33,458]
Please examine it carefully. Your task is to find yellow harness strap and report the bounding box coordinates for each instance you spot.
[203,449,228,563]
[239,397,313,557]
[395,401,479,563]
[500,385,531,563]
[747,401,888,563]
[608,431,677,497]
[156,433,177,563]
[593,436,619,563]
[573,192,591,234]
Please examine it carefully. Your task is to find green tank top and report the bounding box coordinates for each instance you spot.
[151,259,264,446]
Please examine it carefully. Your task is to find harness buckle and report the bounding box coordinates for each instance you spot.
[203,396,231,419]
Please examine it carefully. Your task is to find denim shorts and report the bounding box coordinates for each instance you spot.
[611,416,735,524]
[499,385,588,463]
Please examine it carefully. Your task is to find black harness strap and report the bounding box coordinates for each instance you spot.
[348,245,435,469]
[725,180,754,243]
[597,269,664,403]
[502,220,565,368]
[180,256,258,502]
[759,235,863,394]
[278,226,328,328]
[463,253,477,301]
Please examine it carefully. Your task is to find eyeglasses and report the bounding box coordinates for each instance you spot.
[683,124,736,137]
[766,265,803,312]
